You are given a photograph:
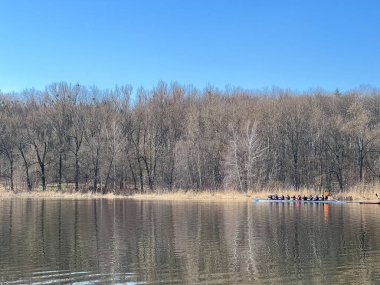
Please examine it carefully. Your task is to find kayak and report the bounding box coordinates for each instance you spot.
[253,198,343,204]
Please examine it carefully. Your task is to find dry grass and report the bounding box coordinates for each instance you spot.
[0,189,126,200]
[130,189,251,202]
[0,184,379,202]
[333,184,380,201]
[249,187,321,198]
[0,188,251,202]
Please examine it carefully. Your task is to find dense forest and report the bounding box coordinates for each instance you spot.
[0,82,380,194]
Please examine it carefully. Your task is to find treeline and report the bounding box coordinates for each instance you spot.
[0,82,380,193]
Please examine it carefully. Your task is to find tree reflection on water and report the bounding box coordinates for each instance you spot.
[0,199,379,284]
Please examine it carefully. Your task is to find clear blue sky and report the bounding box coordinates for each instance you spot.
[0,0,379,93]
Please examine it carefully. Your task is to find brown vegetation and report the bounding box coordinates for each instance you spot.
[1,83,380,196]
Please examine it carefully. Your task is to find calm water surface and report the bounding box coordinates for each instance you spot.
[0,199,379,284]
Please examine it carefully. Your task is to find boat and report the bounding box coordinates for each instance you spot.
[252,198,343,204]
[358,201,380,204]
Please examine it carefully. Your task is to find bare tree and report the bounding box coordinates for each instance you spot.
[1,82,380,194]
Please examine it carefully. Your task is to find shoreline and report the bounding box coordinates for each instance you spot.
[0,190,252,201]
[0,188,379,202]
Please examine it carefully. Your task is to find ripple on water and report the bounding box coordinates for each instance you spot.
[4,271,143,285]
[0,199,380,284]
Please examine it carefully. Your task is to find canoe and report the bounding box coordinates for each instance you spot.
[253,198,343,204]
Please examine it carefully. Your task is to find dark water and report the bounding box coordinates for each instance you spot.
[0,199,379,284]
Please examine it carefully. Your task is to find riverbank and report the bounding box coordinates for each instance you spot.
[0,188,252,201]
[0,186,379,201]
[130,190,252,201]
[0,190,122,200]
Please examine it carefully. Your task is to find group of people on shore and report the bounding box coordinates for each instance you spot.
[268,194,328,201]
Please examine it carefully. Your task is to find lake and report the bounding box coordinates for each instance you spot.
[0,199,379,284]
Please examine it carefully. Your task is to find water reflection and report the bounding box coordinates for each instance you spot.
[0,199,379,284]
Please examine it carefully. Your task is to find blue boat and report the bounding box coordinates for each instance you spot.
[253,198,343,204]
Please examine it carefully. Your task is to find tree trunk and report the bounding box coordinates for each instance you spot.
[9,156,14,192]
[19,147,32,191]
[128,159,138,192]
[104,155,114,193]
[58,152,63,191]
[41,165,46,191]
[75,151,80,191]
[34,143,47,191]
[138,158,144,193]
[142,157,154,191]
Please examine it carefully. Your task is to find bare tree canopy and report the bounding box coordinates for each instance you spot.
[1,83,380,193]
